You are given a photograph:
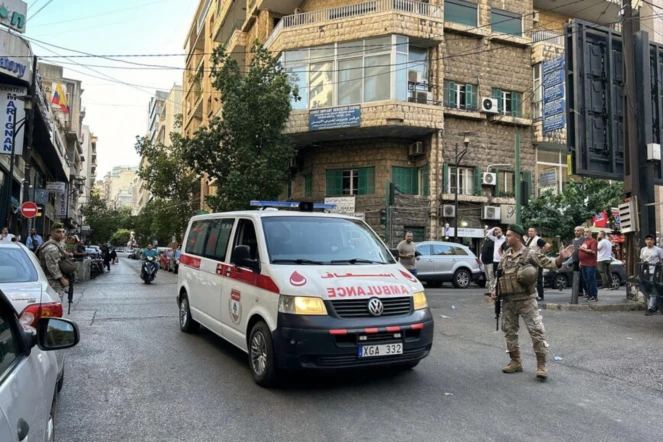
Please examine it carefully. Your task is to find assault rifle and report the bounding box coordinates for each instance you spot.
[494,269,502,331]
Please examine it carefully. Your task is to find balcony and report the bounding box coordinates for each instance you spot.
[531,31,565,65]
[284,101,443,147]
[265,0,443,52]
[533,0,620,26]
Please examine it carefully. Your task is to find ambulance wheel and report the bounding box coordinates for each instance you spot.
[179,292,199,333]
[249,321,279,387]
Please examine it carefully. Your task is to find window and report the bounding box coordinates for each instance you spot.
[491,9,522,36]
[232,219,259,262]
[0,249,39,283]
[338,58,362,105]
[326,168,375,196]
[204,219,234,262]
[185,220,211,256]
[533,64,542,119]
[416,244,431,256]
[405,227,425,242]
[310,61,333,109]
[453,247,469,256]
[497,171,515,196]
[0,313,20,377]
[364,54,390,102]
[304,174,312,197]
[419,164,430,197]
[536,149,568,196]
[492,88,522,117]
[445,0,478,27]
[408,47,429,96]
[392,167,418,195]
[444,81,477,110]
[432,244,453,255]
[288,66,308,110]
[448,167,474,195]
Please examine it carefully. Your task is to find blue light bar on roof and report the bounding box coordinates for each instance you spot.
[249,200,337,210]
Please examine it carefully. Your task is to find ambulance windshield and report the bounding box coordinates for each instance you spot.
[262,217,395,265]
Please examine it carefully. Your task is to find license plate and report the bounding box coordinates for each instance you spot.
[358,343,403,358]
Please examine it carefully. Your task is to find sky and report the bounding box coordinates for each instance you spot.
[22,0,200,179]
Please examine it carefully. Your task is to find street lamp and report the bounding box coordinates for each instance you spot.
[0,95,32,230]
[453,133,470,242]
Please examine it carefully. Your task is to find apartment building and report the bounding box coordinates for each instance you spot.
[80,125,98,209]
[100,166,137,209]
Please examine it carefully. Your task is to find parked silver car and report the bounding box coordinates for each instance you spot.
[414,241,482,288]
[0,290,80,442]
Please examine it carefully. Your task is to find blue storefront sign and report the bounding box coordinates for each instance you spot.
[309,105,361,131]
[543,113,565,133]
[542,56,566,135]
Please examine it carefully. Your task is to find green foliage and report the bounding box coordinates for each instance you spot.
[110,229,131,246]
[179,41,296,212]
[131,200,180,247]
[81,192,133,244]
[523,178,624,242]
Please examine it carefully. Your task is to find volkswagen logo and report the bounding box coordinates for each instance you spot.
[367,298,384,317]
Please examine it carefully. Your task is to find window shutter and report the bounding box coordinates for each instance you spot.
[411,168,419,196]
[304,174,312,197]
[442,163,449,193]
[492,88,502,113]
[422,164,430,196]
[474,166,482,196]
[326,169,342,196]
[512,92,521,117]
[445,81,456,107]
[523,171,532,201]
[465,84,474,109]
[358,167,375,195]
[494,169,500,197]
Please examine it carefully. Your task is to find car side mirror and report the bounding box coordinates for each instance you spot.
[232,245,259,272]
[36,318,80,351]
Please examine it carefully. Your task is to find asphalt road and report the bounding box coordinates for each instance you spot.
[56,256,663,442]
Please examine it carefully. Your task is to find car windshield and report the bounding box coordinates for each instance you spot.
[0,247,39,283]
[262,216,395,265]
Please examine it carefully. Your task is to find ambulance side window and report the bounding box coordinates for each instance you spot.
[185,220,211,256]
[204,218,235,262]
[232,219,259,262]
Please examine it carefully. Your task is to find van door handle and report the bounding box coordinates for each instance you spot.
[17,419,29,441]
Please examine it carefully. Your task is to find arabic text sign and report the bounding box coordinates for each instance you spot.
[543,113,565,133]
[309,105,361,131]
[542,56,566,135]
[0,84,27,156]
[46,181,66,193]
[324,196,356,214]
[539,169,558,187]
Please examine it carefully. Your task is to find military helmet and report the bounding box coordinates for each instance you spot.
[517,264,538,286]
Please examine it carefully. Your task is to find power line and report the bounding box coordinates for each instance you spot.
[28,0,167,28]
[27,0,55,23]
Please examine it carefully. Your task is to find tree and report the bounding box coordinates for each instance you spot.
[110,229,131,246]
[523,178,624,242]
[81,192,133,244]
[179,41,296,211]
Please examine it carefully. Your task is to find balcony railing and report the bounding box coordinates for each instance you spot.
[223,19,245,48]
[266,0,442,47]
[532,30,564,46]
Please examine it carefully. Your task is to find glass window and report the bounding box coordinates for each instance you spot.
[204,219,235,262]
[309,44,335,62]
[492,88,522,117]
[432,244,453,255]
[338,41,362,58]
[445,0,478,27]
[498,171,515,196]
[343,170,358,195]
[284,48,308,65]
[407,47,429,98]
[444,81,477,110]
[288,66,308,110]
[309,61,333,109]
[533,64,542,119]
[327,168,374,196]
[416,244,431,256]
[491,9,522,36]
[185,220,211,256]
[364,54,391,102]
[0,313,20,377]
[453,247,469,256]
[0,248,39,283]
[262,216,395,265]
[449,167,474,195]
[339,58,363,105]
[232,219,259,262]
[537,149,561,164]
[364,36,392,54]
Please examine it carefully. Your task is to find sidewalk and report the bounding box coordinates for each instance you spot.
[539,286,645,311]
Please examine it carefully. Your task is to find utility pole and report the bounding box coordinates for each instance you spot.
[21,55,38,241]
[453,135,469,242]
[514,133,521,224]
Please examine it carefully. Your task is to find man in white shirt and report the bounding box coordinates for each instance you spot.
[0,227,15,242]
[641,234,663,316]
[526,227,548,301]
[486,227,506,277]
[597,231,613,290]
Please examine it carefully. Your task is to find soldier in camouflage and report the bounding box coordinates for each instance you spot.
[38,223,71,300]
[491,225,574,380]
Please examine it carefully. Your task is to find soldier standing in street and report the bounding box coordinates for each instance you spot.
[491,225,574,380]
[37,223,71,300]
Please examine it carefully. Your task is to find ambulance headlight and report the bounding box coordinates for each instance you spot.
[413,292,428,310]
[279,295,328,315]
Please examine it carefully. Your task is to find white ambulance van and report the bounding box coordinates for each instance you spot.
[177,201,434,386]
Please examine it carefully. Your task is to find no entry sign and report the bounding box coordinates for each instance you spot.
[21,201,38,219]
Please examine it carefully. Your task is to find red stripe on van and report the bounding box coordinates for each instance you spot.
[410,323,424,330]
[218,264,280,294]
[329,329,347,335]
[386,326,401,333]
[180,254,201,268]
[364,328,379,334]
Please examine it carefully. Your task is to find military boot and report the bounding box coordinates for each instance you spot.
[536,353,548,380]
[502,351,523,373]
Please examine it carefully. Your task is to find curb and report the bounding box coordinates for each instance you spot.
[540,302,646,312]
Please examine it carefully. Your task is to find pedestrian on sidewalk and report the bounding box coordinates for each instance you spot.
[397,232,420,277]
[100,242,111,272]
[486,226,506,277]
[571,227,586,296]
[526,227,547,301]
[640,234,663,316]
[0,227,15,242]
[26,228,43,253]
[578,228,599,301]
[597,231,613,290]
[491,224,574,380]
[481,236,495,295]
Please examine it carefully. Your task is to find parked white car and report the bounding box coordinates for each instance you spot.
[0,243,67,392]
[0,290,80,442]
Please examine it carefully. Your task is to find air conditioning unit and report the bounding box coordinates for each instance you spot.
[408,70,424,84]
[482,206,501,220]
[482,172,497,186]
[481,97,498,114]
[441,205,456,218]
[416,91,432,104]
[409,141,425,156]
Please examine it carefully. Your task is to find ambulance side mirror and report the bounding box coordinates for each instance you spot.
[232,245,259,272]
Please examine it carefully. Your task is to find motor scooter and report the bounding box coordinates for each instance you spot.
[141,256,158,284]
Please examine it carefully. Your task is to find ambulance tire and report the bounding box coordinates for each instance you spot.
[179,292,199,333]
[249,321,279,388]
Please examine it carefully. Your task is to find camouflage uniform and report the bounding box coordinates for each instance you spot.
[492,246,560,377]
[39,240,68,300]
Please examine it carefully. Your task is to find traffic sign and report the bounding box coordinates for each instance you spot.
[20,202,38,219]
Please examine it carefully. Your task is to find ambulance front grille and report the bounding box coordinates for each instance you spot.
[330,297,412,318]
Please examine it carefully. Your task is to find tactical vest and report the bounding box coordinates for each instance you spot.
[497,247,537,301]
